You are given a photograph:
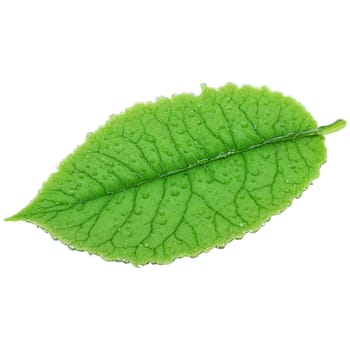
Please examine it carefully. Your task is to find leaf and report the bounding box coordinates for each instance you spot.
[6,84,346,265]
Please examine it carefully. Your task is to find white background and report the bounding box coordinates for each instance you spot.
[1,1,349,349]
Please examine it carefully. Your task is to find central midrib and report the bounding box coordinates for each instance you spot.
[6,119,345,221]
[55,124,330,208]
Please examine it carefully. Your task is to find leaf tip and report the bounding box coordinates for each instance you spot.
[4,207,28,222]
[4,213,22,222]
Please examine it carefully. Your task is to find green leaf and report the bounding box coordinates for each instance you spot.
[6,84,346,265]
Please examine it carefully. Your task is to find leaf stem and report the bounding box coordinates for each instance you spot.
[318,119,346,135]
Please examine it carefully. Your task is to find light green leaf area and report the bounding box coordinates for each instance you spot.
[6,84,346,265]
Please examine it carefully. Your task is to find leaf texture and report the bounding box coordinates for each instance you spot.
[6,84,346,265]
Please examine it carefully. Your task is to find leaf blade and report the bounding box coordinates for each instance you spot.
[6,84,345,264]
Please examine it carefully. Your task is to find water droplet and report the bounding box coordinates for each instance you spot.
[171,190,179,196]
[165,149,173,156]
[135,208,143,215]
[76,204,84,212]
[180,183,188,189]
[142,192,150,199]
[145,135,154,142]
[261,152,271,160]
[159,218,167,225]
[124,231,132,238]
[159,210,165,216]
[239,222,245,227]
[206,178,214,184]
